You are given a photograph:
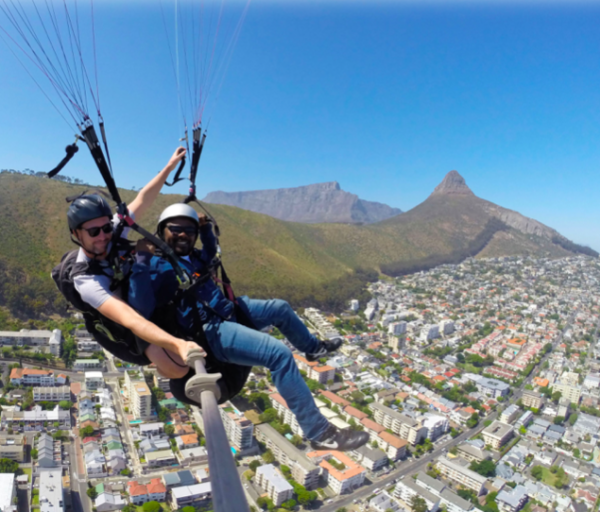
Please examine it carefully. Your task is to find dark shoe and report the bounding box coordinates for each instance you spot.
[310,424,369,451]
[305,337,343,362]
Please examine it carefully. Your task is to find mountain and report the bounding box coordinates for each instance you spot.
[203,181,403,224]
[0,169,595,322]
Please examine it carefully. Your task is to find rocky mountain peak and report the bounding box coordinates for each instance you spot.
[430,170,475,197]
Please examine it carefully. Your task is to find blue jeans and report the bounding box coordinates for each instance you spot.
[204,297,331,441]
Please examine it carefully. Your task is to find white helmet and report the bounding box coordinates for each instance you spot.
[157,204,199,236]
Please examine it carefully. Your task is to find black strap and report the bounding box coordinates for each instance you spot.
[47,143,79,178]
[164,157,187,187]
[81,124,122,205]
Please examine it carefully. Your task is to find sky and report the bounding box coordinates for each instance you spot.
[1,0,599,251]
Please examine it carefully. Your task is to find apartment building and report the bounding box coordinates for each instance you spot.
[496,485,528,512]
[153,373,170,392]
[1,407,70,431]
[85,372,104,391]
[422,413,449,441]
[455,443,491,463]
[351,445,388,472]
[521,391,544,410]
[394,476,441,512]
[0,329,61,355]
[410,472,475,512]
[309,365,336,384]
[474,377,510,399]
[33,386,71,402]
[255,465,294,506]
[77,339,101,352]
[500,404,521,425]
[219,404,254,451]
[377,431,408,461]
[482,421,514,450]
[270,393,304,437]
[145,449,177,468]
[130,382,152,420]
[39,468,64,512]
[0,474,17,512]
[307,450,366,495]
[552,383,582,404]
[369,402,427,445]
[171,483,211,509]
[388,322,407,336]
[10,368,61,387]
[255,424,320,489]
[73,359,102,370]
[436,457,487,495]
[0,434,26,462]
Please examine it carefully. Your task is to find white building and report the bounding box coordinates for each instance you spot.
[85,372,104,391]
[394,477,441,512]
[39,468,64,512]
[0,329,61,355]
[0,473,17,512]
[349,300,359,312]
[439,320,455,336]
[219,403,254,451]
[423,414,449,441]
[388,322,407,336]
[33,386,71,402]
[255,465,294,507]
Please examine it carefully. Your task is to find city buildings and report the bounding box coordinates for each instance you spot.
[436,457,487,495]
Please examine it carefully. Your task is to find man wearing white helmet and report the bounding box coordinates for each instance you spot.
[128,203,370,452]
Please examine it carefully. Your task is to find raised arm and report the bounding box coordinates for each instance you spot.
[128,147,187,220]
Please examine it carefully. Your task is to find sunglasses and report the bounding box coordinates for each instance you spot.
[80,222,114,238]
[166,225,198,236]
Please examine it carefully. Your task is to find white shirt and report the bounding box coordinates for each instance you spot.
[73,214,133,310]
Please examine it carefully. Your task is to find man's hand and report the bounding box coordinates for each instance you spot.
[167,147,186,171]
[136,239,156,255]
[177,341,207,364]
[198,213,209,227]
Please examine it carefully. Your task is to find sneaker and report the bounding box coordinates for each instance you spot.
[310,424,370,451]
[305,337,343,362]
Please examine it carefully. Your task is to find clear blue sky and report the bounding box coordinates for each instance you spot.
[1,1,599,250]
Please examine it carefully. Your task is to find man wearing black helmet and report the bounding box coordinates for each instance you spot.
[128,203,370,452]
[67,147,206,378]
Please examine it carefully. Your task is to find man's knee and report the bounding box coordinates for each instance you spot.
[272,298,293,316]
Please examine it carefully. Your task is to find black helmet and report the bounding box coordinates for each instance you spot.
[67,194,113,231]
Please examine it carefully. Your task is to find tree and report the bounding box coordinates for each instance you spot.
[142,502,162,512]
[552,391,562,404]
[30,448,38,460]
[249,460,262,472]
[466,413,479,429]
[262,450,275,464]
[122,506,136,512]
[86,488,98,500]
[569,413,578,426]
[531,466,544,481]
[181,507,196,512]
[553,416,565,425]
[469,459,496,477]
[290,434,303,447]
[58,400,72,410]
[120,468,131,476]
[0,459,19,474]
[164,425,175,436]
[282,499,296,510]
[80,425,95,438]
[259,408,279,424]
[410,495,428,512]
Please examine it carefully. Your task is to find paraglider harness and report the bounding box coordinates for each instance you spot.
[50,123,252,402]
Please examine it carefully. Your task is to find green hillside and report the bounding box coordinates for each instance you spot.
[0,171,585,321]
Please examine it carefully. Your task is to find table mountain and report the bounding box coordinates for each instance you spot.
[202,181,402,224]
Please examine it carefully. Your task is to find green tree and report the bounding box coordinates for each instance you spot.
[120,468,131,476]
[122,506,136,512]
[142,501,162,512]
[531,466,544,481]
[259,408,279,423]
[469,459,496,477]
[86,488,98,500]
[181,507,196,512]
[164,425,175,436]
[281,499,296,510]
[466,413,479,429]
[0,459,19,474]
[58,400,72,410]
[30,448,38,460]
[553,416,565,425]
[552,391,562,404]
[410,495,428,512]
[290,434,303,447]
[569,413,578,426]
[262,450,275,464]
[80,425,95,438]
[249,460,262,472]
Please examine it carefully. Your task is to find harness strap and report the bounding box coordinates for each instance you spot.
[47,143,79,178]
[164,157,187,187]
